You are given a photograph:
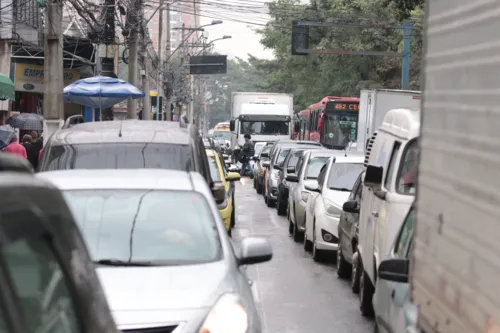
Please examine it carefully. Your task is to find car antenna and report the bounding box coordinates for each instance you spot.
[118,121,123,137]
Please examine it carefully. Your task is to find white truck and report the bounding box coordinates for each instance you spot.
[229,92,293,147]
[356,89,421,151]
[410,2,500,333]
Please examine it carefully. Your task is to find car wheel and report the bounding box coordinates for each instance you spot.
[276,193,286,216]
[288,220,293,235]
[253,177,256,189]
[230,195,236,228]
[336,235,351,279]
[359,270,375,317]
[312,221,325,262]
[266,197,274,208]
[292,211,303,242]
[256,180,262,194]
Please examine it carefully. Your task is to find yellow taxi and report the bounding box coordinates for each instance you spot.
[206,149,240,235]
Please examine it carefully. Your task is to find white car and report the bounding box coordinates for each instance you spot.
[302,152,365,262]
[37,169,272,333]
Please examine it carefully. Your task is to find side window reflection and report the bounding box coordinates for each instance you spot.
[2,234,82,333]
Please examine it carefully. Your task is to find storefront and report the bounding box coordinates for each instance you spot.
[12,63,81,118]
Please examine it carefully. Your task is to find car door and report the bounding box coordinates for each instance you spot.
[375,207,415,333]
[339,171,363,260]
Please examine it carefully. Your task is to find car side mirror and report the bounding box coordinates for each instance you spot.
[211,181,226,204]
[225,172,241,182]
[262,161,270,168]
[342,200,359,213]
[229,119,235,132]
[273,164,282,171]
[303,179,320,192]
[238,237,273,265]
[364,165,383,188]
[260,152,269,158]
[286,166,295,174]
[378,258,409,283]
[285,174,299,182]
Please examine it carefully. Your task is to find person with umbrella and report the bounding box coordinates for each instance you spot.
[4,135,27,159]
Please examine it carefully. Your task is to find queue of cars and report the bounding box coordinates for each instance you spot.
[253,107,420,333]
[1,119,274,333]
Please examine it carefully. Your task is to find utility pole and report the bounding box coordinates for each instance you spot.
[164,3,172,120]
[126,0,141,119]
[155,4,163,121]
[140,36,151,119]
[43,0,64,144]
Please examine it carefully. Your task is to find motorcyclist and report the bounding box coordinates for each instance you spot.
[239,134,255,178]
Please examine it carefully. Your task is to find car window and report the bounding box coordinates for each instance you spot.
[276,149,291,165]
[286,150,304,168]
[259,146,271,157]
[63,190,221,265]
[317,163,328,187]
[396,139,418,195]
[295,155,304,177]
[394,207,415,258]
[327,163,364,191]
[304,156,329,179]
[208,156,222,181]
[1,212,82,333]
[384,141,401,190]
[42,143,193,171]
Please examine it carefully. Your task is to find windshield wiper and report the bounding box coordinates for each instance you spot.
[95,259,156,267]
[329,187,351,192]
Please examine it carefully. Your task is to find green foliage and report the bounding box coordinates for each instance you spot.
[208,0,424,125]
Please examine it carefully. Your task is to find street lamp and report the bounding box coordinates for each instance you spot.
[199,35,232,55]
[173,20,223,31]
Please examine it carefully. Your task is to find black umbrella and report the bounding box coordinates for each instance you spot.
[6,113,43,131]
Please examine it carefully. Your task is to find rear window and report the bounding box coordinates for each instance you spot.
[41,143,193,171]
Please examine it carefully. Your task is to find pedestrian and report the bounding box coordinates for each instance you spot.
[239,134,255,178]
[22,134,41,169]
[3,135,27,159]
[31,131,43,150]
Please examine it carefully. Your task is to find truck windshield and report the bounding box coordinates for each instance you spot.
[322,113,358,149]
[240,121,289,135]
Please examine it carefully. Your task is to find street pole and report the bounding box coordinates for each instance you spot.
[155,4,163,121]
[140,18,151,120]
[165,3,172,120]
[43,0,64,144]
[126,0,140,119]
[401,19,412,90]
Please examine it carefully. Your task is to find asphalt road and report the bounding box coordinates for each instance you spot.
[232,178,374,333]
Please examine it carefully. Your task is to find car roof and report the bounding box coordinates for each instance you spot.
[332,153,365,163]
[37,169,201,191]
[275,139,321,146]
[50,120,191,145]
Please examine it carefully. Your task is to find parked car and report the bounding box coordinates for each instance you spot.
[206,148,241,234]
[0,170,117,333]
[263,142,322,207]
[336,171,364,293]
[275,148,308,216]
[373,205,417,333]
[303,152,365,262]
[286,150,346,242]
[38,168,273,333]
[38,120,226,204]
[253,144,272,194]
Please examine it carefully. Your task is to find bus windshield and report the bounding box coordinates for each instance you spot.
[322,112,358,149]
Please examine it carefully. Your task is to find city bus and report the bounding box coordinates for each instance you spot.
[298,96,360,149]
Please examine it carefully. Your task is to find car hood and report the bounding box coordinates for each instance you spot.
[97,261,233,329]
[323,189,351,207]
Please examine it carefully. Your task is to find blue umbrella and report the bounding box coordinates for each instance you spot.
[63,76,145,109]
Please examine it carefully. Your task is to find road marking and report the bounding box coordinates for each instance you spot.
[251,281,260,303]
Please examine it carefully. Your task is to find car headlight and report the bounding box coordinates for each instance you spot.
[301,191,310,203]
[217,197,228,210]
[199,294,248,333]
[325,200,342,217]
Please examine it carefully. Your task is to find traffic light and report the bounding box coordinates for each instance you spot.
[291,20,309,56]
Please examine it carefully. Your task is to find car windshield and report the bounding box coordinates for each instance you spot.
[62,190,220,265]
[208,156,221,181]
[305,156,329,179]
[213,131,231,141]
[327,163,364,191]
[41,143,192,171]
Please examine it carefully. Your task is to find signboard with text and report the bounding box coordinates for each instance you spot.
[327,101,360,112]
[14,63,80,93]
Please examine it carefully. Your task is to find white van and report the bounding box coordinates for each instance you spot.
[354,108,419,316]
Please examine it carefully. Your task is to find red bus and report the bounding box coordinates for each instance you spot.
[297,96,360,149]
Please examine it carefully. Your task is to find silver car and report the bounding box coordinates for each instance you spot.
[286,149,347,242]
[37,169,273,333]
